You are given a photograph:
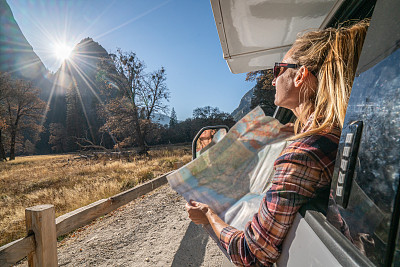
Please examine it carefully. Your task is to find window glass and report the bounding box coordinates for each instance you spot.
[337,47,400,266]
[394,223,400,266]
[327,0,400,265]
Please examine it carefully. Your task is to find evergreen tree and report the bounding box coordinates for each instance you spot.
[66,85,85,151]
[169,108,177,128]
[48,123,67,153]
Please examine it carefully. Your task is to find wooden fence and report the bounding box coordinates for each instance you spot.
[0,168,178,267]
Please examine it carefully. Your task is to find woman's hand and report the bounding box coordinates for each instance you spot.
[185,200,211,225]
[186,200,230,239]
[280,123,294,133]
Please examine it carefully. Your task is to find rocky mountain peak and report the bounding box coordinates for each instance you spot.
[0,0,49,84]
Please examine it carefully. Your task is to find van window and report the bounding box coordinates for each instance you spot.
[327,0,400,266]
[395,225,400,265]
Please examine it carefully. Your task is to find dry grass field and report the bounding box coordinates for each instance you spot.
[0,145,191,246]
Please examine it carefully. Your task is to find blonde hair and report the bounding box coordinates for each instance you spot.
[290,20,369,138]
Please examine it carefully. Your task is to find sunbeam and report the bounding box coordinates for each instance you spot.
[63,52,119,149]
[64,62,96,143]
[8,0,172,73]
[4,0,177,154]
[39,72,59,128]
[2,50,48,80]
[7,0,82,71]
[78,0,118,39]
[94,0,171,40]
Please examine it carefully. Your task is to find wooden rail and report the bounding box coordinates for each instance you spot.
[0,171,173,267]
[0,236,35,266]
[56,172,169,236]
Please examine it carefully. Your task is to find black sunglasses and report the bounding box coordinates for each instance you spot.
[273,62,299,78]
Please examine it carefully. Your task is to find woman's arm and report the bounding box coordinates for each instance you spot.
[185,133,339,266]
[185,200,228,236]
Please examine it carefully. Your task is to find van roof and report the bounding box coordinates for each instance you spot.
[210,0,341,74]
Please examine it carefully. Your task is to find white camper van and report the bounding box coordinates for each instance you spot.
[193,0,400,266]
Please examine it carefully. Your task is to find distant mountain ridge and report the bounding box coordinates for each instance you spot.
[0,0,112,152]
[0,0,52,97]
[230,88,253,121]
[53,37,109,107]
[55,37,109,92]
[1,0,254,153]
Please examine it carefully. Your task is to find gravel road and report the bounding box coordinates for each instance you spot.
[55,184,226,266]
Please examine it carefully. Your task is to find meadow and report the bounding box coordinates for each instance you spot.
[0,145,191,246]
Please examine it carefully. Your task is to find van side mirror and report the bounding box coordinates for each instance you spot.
[192,125,229,160]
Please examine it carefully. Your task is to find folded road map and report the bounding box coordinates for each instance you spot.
[167,107,293,231]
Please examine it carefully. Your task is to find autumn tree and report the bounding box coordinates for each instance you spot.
[97,49,170,154]
[0,72,12,161]
[139,67,170,120]
[2,78,46,160]
[97,97,136,149]
[246,69,277,116]
[138,67,170,141]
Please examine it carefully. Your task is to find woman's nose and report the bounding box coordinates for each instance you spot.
[272,78,276,86]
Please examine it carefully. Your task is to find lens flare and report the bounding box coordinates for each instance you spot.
[53,44,72,60]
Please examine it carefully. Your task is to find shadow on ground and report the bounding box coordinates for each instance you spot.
[171,222,209,267]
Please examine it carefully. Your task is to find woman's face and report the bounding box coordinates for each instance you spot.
[272,48,301,110]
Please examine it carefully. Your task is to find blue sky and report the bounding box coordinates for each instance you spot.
[7,0,254,120]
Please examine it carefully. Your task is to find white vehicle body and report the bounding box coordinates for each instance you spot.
[210,0,339,74]
[209,0,400,266]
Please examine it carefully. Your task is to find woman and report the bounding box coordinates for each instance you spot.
[186,21,369,266]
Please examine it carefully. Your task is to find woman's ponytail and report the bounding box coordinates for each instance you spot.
[290,20,369,138]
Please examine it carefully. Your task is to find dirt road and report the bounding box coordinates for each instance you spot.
[56,184,226,266]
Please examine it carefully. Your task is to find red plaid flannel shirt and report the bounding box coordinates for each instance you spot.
[219,130,340,266]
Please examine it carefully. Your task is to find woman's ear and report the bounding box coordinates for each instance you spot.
[294,66,309,88]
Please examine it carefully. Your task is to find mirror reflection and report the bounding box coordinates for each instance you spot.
[196,128,227,155]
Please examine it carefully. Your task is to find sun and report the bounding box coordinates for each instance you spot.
[53,43,73,61]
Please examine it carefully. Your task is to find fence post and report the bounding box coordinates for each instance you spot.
[25,205,58,267]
